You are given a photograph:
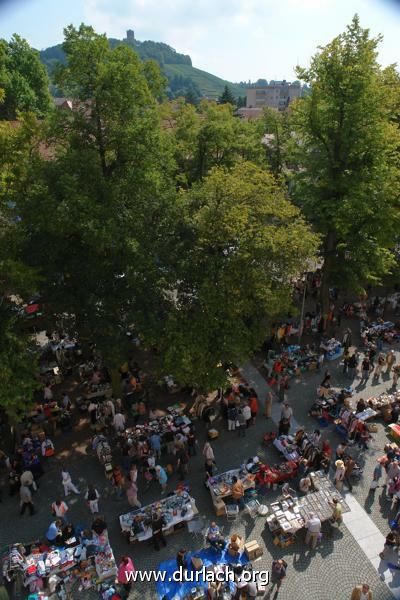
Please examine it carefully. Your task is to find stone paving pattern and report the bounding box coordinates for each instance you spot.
[1,324,399,599]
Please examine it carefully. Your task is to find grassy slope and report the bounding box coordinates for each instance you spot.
[164,64,245,98]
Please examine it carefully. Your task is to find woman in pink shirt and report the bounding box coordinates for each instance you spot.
[117,555,135,594]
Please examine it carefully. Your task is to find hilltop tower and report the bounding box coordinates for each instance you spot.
[126,30,135,42]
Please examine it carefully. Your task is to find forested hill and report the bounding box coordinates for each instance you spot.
[39,32,246,101]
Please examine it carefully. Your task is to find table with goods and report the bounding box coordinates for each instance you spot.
[265,471,350,548]
[206,467,256,516]
[119,491,198,543]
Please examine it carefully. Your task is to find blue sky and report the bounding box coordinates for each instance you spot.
[0,0,399,82]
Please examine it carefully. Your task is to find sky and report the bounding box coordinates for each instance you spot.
[0,0,399,82]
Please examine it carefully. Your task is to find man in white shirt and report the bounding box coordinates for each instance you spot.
[281,403,293,422]
[113,411,126,433]
[305,513,321,550]
[242,403,251,427]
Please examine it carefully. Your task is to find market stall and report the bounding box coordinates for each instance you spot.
[119,492,198,543]
[368,392,400,423]
[2,537,117,598]
[255,461,298,488]
[265,471,350,548]
[155,546,267,600]
[273,436,301,462]
[121,413,192,454]
[267,346,318,381]
[206,468,256,516]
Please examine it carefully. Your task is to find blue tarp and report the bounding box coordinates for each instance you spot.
[155,545,248,599]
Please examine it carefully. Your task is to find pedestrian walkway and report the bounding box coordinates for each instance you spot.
[240,360,399,599]
[240,361,300,431]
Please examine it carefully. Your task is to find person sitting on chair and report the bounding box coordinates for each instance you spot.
[206,521,225,551]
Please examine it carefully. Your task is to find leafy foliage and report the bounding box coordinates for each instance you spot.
[291,16,400,319]
[0,35,51,119]
[161,162,319,388]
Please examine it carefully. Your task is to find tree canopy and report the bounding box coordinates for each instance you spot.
[291,15,400,322]
[0,34,51,119]
[160,162,319,388]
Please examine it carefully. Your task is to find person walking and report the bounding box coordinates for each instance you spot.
[113,411,126,434]
[126,480,141,508]
[386,350,396,374]
[61,467,80,496]
[374,354,385,380]
[361,357,371,382]
[281,402,293,424]
[393,366,400,390]
[242,401,252,427]
[249,391,259,425]
[19,484,35,516]
[152,511,167,551]
[334,459,346,491]
[305,513,321,550]
[85,484,100,514]
[187,427,198,456]
[347,353,358,380]
[51,498,69,523]
[270,558,288,594]
[111,466,124,498]
[155,465,168,494]
[117,555,135,596]
[227,405,237,431]
[237,408,246,437]
[149,432,161,460]
[344,456,356,492]
[176,445,189,481]
[20,469,37,493]
[203,442,215,464]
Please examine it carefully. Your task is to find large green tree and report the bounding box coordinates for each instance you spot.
[291,16,400,325]
[11,25,176,374]
[160,162,319,389]
[0,118,41,418]
[0,35,51,119]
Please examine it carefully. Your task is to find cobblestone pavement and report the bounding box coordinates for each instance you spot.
[1,336,399,599]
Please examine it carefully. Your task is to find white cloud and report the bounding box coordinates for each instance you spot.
[82,0,398,82]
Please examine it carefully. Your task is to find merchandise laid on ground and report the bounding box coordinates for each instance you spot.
[121,414,192,448]
[206,468,256,516]
[119,492,198,542]
[2,538,118,598]
[267,345,318,380]
[265,471,350,547]
[320,338,343,361]
[155,545,267,600]
[368,392,400,422]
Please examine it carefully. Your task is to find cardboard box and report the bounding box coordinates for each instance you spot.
[208,429,219,440]
[214,499,226,517]
[244,540,263,560]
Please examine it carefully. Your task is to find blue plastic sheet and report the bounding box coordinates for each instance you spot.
[155,545,248,599]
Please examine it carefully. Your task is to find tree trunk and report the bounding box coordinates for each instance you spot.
[110,367,122,398]
[320,230,337,333]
